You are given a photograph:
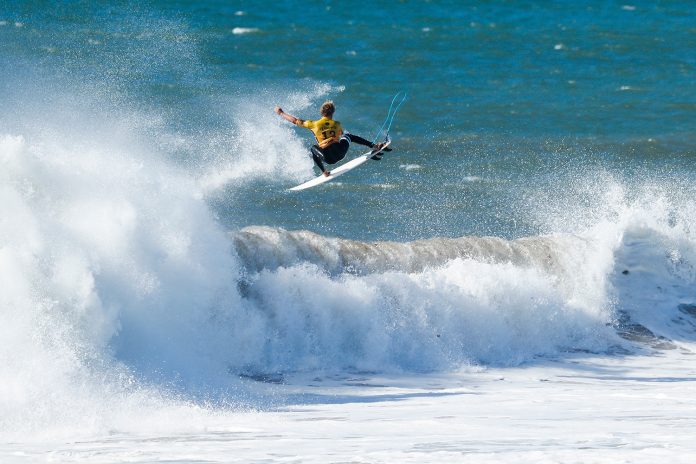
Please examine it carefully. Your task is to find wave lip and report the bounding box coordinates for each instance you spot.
[233,226,592,277]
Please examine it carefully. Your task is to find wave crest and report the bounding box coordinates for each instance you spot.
[234,225,592,277]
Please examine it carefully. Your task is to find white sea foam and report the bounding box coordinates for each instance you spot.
[0,97,248,439]
[231,27,259,35]
[399,163,421,170]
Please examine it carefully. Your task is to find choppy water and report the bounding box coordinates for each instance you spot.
[1,0,696,445]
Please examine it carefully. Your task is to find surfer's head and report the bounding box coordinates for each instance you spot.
[320,100,335,118]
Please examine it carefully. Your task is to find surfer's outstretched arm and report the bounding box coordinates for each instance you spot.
[274,107,304,126]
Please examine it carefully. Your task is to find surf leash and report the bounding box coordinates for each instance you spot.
[373,91,407,144]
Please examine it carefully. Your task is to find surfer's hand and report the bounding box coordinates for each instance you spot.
[274,106,283,115]
[323,171,331,177]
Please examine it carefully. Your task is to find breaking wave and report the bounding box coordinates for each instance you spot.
[2,62,696,445]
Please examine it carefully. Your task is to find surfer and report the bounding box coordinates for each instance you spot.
[274,101,389,176]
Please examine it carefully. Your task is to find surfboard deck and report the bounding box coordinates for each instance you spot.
[289,138,391,191]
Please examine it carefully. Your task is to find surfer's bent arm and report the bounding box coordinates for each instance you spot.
[274,107,304,126]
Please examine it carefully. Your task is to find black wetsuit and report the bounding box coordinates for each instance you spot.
[311,133,374,173]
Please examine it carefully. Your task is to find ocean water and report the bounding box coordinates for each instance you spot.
[2,1,696,462]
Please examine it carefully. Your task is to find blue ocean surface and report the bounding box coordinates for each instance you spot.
[4,0,695,240]
[1,0,696,449]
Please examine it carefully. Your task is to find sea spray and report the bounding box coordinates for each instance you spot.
[0,123,244,438]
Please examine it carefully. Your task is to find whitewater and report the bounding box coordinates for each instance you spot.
[3,2,696,462]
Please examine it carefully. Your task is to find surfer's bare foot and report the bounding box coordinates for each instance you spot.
[323,171,330,177]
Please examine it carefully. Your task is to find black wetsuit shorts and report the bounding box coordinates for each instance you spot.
[311,133,373,172]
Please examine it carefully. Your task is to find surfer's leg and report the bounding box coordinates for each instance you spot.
[323,139,350,164]
[343,133,373,148]
[310,145,327,174]
[343,133,390,160]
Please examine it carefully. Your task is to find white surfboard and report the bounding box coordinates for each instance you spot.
[289,138,391,191]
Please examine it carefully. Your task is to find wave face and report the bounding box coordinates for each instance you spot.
[231,226,617,372]
[230,178,696,370]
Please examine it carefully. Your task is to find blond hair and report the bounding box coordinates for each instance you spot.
[320,100,335,117]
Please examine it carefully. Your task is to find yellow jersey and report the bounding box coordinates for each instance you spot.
[300,117,343,149]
